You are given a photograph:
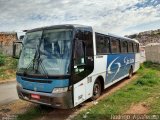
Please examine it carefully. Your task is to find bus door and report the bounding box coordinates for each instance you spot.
[73,39,86,106]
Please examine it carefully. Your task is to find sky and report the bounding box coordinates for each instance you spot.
[0,0,160,36]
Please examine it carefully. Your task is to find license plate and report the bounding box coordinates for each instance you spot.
[31,94,40,99]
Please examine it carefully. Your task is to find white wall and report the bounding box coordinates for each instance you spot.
[145,44,160,64]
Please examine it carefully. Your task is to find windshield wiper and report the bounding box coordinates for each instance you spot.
[23,38,49,78]
[35,38,49,78]
[23,46,38,76]
[36,58,49,78]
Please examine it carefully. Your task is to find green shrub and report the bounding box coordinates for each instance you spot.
[135,77,157,87]
[0,53,5,66]
[10,59,18,69]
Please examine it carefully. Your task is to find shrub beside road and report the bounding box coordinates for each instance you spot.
[0,53,17,80]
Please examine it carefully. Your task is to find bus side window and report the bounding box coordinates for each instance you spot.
[110,38,120,53]
[137,43,139,52]
[128,42,134,53]
[133,43,139,53]
[74,40,86,73]
[121,41,128,53]
[96,33,110,55]
[96,33,104,54]
[104,36,110,54]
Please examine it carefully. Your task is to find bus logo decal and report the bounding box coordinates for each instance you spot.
[124,57,135,65]
[108,57,121,81]
[108,57,120,74]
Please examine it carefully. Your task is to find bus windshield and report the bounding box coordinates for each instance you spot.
[18,29,73,76]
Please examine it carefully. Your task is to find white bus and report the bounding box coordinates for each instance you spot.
[15,24,140,109]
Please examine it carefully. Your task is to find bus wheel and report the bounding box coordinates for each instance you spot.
[91,80,101,100]
[128,67,133,79]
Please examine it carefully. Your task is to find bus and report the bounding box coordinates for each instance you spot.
[15,24,140,109]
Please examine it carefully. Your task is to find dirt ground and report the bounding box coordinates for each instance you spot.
[0,75,138,120]
[125,103,149,114]
[0,78,15,83]
[0,100,34,114]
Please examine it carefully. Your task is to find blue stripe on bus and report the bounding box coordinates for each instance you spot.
[106,54,135,84]
[16,76,69,93]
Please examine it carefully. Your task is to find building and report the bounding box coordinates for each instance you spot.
[145,43,160,64]
[0,32,18,56]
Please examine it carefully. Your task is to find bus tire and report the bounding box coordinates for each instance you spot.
[128,67,133,79]
[91,79,101,100]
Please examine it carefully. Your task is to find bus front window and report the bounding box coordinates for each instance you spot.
[18,29,73,76]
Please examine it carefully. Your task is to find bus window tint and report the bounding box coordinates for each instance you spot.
[121,41,128,53]
[104,36,110,53]
[137,44,139,52]
[110,38,120,53]
[128,42,134,53]
[133,43,139,53]
[96,33,110,54]
[74,40,85,66]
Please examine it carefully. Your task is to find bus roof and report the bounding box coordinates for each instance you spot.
[92,26,139,43]
[24,24,139,43]
[24,24,92,32]
[107,33,139,43]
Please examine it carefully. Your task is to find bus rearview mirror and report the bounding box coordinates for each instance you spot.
[13,41,22,59]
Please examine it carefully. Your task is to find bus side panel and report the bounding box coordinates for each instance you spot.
[73,55,107,107]
[106,54,135,84]
[93,55,107,76]
[86,55,107,96]
[134,53,140,72]
[73,78,86,106]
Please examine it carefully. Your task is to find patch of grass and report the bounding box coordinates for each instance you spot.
[17,107,41,120]
[16,105,52,120]
[0,53,18,80]
[0,53,5,66]
[74,62,160,120]
[149,97,160,114]
[143,61,160,71]
[135,71,158,87]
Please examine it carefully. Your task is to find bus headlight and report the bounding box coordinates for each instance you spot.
[52,87,68,93]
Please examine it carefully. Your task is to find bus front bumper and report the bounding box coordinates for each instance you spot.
[17,85,73,109]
